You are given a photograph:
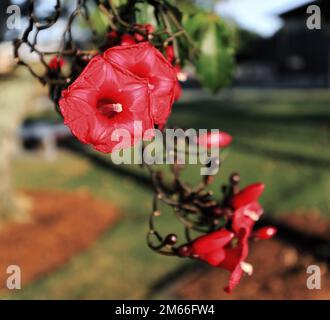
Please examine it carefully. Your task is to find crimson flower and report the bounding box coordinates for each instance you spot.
[104,42,177,126]
[197,131,233,149]
[59,54,154,153]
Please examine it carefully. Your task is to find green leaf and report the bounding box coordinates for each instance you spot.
[184,12,236,93]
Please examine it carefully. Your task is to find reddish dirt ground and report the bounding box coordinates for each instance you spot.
[169,213,330,300]
[0,190,120,290]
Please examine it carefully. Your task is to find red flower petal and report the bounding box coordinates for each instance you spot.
[174,80,182,101]
[197,131,233,149]
[187,229,234,266]
[59,55,154,153]
[253,226,277,240]
[232,201,264,236]
[224,264,243,293]
[104,42,177,126]
[165,45,175,64]
[191,229,234,255]
[219,230,249,292]
[231,183,265,209]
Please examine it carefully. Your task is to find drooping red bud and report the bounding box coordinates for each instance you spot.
[231,183,265,209]
[253,226,277,240]
[188,229,234,266]
[197,131,233,149]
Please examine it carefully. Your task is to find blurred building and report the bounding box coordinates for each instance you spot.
[236,0,330,88]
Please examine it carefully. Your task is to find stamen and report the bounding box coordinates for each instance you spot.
[243,209,260,221]
[241,262,253,275]
[112,103,123,112]
[97,102,123,118]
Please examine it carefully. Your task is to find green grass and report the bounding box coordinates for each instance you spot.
[4,88,330,299]
[10,153,184,299]
[170,92,330,215]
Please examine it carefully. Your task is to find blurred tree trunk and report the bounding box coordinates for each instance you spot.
[0,133,15,218]
[0,75,33,221]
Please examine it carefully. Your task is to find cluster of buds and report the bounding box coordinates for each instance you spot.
[146,134,277,292]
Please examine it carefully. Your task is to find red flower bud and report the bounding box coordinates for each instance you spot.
[188,229,234,266]
[48,56,64,70]
[121,34,137,46]
[174,79,182,101]
[253,226,277,240]
[231,183,265,209]
[196,131,233,149]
